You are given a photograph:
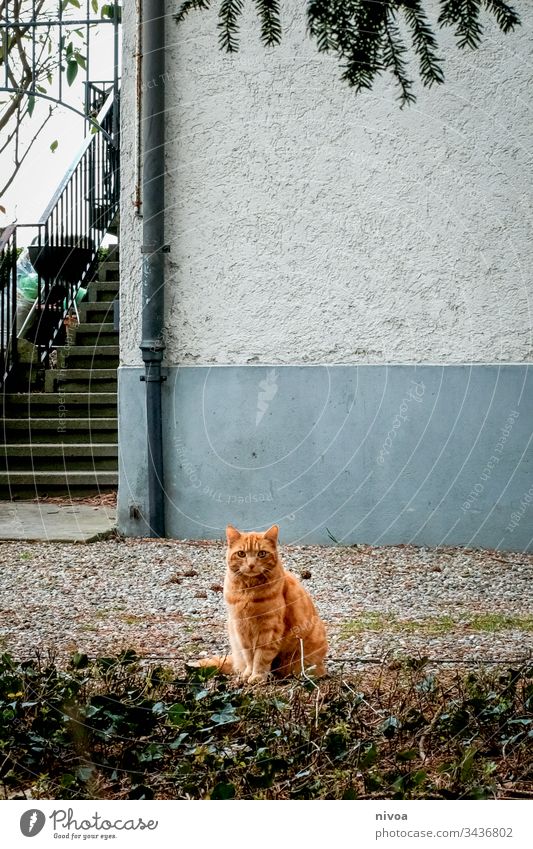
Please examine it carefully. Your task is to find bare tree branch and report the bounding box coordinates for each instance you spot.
[0,0,89,206]
[0,103,55,198]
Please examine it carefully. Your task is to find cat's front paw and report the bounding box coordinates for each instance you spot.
[235,667,252,683]
[247,672,269,685]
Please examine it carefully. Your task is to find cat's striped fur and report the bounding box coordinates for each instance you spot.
[197,524,327,683]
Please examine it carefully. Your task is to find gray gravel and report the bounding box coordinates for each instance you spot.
[0,538,532,669]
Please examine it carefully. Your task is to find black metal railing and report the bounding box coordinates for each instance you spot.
[0,86,119,388]
[0,224,18,386]
[0,1,121,121]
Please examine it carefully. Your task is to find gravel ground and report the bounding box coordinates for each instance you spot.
[0,538,532,670]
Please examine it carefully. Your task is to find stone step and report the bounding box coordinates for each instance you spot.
[88,280,119,302]
[45,369,117,392]
[73,323,119,347]
[17,339,40,365]
[9,363,45,392]
[78,301,115,324]
[102,248,120,263]
[0,470,118,498]
[97,262,119,282]
[0,237,120,499]
[2,417,118,443]
[56,345,119,369]
[0,443,118,472]
[2,392,117,418]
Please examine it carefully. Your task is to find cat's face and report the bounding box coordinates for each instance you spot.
[226,524,279,578]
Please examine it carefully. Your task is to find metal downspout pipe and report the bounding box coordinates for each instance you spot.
[140,0,166,537]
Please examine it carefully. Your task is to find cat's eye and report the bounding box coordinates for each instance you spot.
[257,550,267,558]
[237,550,246,558]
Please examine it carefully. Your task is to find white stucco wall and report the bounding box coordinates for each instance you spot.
[120,0,533,367]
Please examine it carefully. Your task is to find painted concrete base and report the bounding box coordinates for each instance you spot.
[118,365,533,551]
[0,502,116,542]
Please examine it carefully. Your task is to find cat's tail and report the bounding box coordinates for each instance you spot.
[188,654,234,674]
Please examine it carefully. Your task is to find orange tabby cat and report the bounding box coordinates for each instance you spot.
[198,524,327,683]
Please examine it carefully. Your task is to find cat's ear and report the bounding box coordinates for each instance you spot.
[226,524,241,544]
[263,524,279,543]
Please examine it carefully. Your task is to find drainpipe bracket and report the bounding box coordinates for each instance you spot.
[140,373,167,383]
[140,340,165,356]
[141,244,170,253]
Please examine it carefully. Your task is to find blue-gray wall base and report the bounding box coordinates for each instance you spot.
[118,364,532,551]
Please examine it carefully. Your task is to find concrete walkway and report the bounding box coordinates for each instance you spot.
[0,501,116,543]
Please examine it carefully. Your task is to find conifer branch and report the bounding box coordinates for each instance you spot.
[438,0,483,49]
[383,9,415,106]
[341,0,387,93]
[307,0,337,53]
[483,0,520,33]
[401,0,444,87]
[438,0,520,43]
[174,0,522,104]
[174,0,211,25]
[254,0,282,47]
[217,0,245,52]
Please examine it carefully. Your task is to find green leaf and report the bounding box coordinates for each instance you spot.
[412,769,428,786]
[128,784,154,800]
[95,657,115,672]
[167,703,188,725]
[117,649,139,666]
[138,743,164,762]
[169,732,188,749]
[194,688,209,700]
[101,3,122,21]
[390,775,406,793]
[380,716,401,738]
[360,742,378,768]
[396,747,418,762]
[342,788,358,799]
[50,140,59,153]
[66,60,78,86]
[210,705,239,724]
[27,96,35,117]
[210,781,235,799]
[77,766,93,782]
[92,0,99,11]
[460,747,477,782]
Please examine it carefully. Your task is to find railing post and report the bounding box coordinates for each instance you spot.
[0,224,19,387]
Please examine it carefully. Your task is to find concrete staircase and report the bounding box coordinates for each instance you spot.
[0,247,119,498]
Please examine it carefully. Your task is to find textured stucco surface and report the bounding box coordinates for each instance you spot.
[120,2,143,359]
[120,1,532,367]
